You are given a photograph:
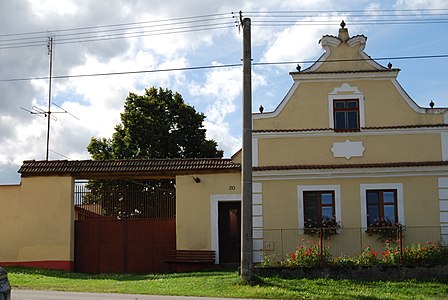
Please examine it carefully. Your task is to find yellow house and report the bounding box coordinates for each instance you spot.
[1,24,447,272]
[178,23,448,262]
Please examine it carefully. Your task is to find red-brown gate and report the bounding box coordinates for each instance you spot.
[74,180,176,273]
[75,219,175,273]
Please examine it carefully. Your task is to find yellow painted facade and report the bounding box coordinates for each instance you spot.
[176,173,241,250]
[260,176,440,229]
[0,185,20,262]
[245,25,448,259]
[257,133,442,166]
[0,176,74,269]
[253,80,444,131]
[173,26,448,261]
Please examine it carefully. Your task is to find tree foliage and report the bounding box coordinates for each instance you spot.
[87,87,223,160]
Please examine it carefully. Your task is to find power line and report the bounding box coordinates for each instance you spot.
[0,13,236,50]
[241,8,448,14]
[0,24,235,50]
[1,54,448,83]
[0,17,233,44]
[1,9,448,50]
[251,19,448,25]
[0,12,232,38]
[240,9,448,27]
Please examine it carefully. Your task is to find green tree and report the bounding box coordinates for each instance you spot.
[87,87,223,159]
[82,87,222,219]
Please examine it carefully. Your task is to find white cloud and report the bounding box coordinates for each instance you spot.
[28,0,78,18]
[204,120,241,156]
[261,15,346,66]
[189,65,241,123]
[394,0,448,9]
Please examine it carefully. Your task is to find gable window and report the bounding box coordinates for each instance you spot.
[303,191,336,227]
[366,189,398,226]
[334,99,359,131]
[328,83,365,130]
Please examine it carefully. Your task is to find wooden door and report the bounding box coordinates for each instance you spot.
[218,201,241,264]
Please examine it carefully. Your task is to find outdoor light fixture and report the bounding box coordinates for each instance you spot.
[193,176,201,183]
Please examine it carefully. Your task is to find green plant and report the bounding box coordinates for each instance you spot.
[402,241,448,266]
[359,244,379,266]
[333,256,359,267]
[284,241,332,267]
[259,254,281,267]
[366,218,403,241]
[304,216,341,238]
[6,266,448,300]
[381,240,401,266]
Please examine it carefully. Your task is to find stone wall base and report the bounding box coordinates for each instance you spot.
[255,265,448,280]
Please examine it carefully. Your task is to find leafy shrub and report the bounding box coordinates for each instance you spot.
[402,241,448,267]
[260,240,448,268]
[304,216,341,238]
[359,244,379,266]
[366,218,403,241]
[333,256,359,267]
[381,240,401,266]
[284,241,332,267]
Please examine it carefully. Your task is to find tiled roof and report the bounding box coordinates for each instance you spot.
[254,161,448,171]
[19,159,448,178]
[253,124,448,133]
[19,158,241,178]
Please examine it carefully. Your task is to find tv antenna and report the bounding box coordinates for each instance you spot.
[21,36,79,160]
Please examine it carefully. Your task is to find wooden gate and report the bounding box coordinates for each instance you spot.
[75,219,175,273]
[74,180,176,273]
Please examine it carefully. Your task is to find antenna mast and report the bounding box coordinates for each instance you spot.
[21,36,79,160]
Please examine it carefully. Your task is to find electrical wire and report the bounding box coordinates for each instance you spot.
[1,54,448,83]
[0,12,232,38]
[0,13,237,50]
[239,9,448,27]
[1,9,448,50]
[0,24,235,50]
[0,8,447,82]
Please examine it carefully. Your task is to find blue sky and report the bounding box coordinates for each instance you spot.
[0,0,448,184]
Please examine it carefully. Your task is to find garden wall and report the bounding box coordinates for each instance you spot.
[256,265,448,281]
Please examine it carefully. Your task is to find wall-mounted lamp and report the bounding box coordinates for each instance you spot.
[193,176,201,183]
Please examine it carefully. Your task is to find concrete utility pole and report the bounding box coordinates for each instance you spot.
[240,17,253,283]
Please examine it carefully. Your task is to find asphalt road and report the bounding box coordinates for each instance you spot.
[12,289,261,300]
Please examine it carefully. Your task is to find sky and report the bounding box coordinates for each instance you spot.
[1,0,448,184]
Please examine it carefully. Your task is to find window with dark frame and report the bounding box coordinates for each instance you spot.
[366,189,398,226]
[303,191,335,228]
[333,99,360,131]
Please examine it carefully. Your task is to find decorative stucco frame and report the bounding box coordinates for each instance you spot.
[328,83,365,129]
[210,194,241,264]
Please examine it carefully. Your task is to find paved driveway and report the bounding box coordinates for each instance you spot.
[12,289,261,300]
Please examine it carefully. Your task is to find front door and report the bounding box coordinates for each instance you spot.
[218,201,241,264]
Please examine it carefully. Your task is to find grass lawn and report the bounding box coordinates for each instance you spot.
[5,267,448,300]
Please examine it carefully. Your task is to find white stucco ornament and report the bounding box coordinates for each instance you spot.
[331,140,365,159]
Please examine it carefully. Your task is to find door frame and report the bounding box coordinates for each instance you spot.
[210,194,240,264]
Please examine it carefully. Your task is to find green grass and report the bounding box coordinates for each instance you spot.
[5,267,448,299]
